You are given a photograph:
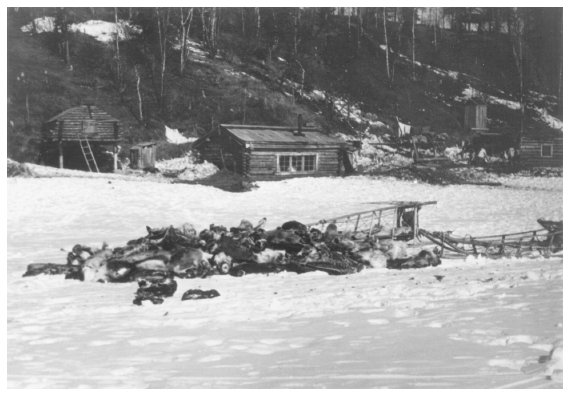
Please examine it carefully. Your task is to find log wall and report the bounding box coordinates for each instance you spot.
[520,137,563,168]
[195,129,346,179]
[42,105,121,142]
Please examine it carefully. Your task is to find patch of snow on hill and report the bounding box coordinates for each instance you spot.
[21,18,140,42]
[458,86,563,131]
[21,16,55,33]
[165,126,197,145]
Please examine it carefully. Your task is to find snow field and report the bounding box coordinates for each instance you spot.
[7,176,562,388]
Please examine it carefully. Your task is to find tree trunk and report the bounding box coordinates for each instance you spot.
[519,37,524,136]
[255,7,260,41]
[348,8,351,43]
[383,8,390,81]
[157,7,170,112]
[135,66,143,122]
[357,7,362,51]
[241,8,245,37]
[295,60,305,98]
[375,8,378,29]
[294,8,300,54]
[557,14,563,116]
[180,7,193,76]
[115,8,121,84]
[63,11,70,66]
[202,7,219,58]
[433,7,437,53]
[412,8,416,81]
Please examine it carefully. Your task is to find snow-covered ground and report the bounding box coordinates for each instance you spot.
[7,176,562,388]
[21,17,140,42]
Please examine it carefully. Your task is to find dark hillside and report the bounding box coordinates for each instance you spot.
[7,7,562,164]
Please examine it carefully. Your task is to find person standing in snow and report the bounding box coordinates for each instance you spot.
[473,147,489,165]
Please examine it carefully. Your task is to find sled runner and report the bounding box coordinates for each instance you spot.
[419,219,563,257]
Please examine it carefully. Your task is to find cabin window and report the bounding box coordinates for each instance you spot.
[82,120,97,134]
[541,144,553,157]
[277,154,318,173]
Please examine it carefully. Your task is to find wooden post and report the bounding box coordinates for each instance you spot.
[220,149,227,169]
[113,144,118,172]
[413,206,418,241]
[392,209,397,240]
[58,141,64,169]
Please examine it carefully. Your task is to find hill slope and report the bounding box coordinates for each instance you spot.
[7,8,562,164]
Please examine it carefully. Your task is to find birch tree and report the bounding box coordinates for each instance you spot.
[201,7,220,58]
[508,8,526,137]
[383,8,390,81]
[179,7,193,76]
[156,7,170,111]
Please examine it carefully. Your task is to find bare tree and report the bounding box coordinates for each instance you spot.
[295,60,305,99]
[201,7,220,58]
[508,8,525,136]
[135,65,144,122]
[241,8,246,37]
[293,8,300,54]
[255,7,261,41]
[156,7,170,111]
[114,8,121,84]
[179,7,193,76]
[433,7,438,53]
[55,8,72,66]
[383,8,390,81]
[412,7,416,81]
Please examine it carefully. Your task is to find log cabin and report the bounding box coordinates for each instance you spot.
[40,104,121,172]
[519,129,562,168]
[193,118,352,180]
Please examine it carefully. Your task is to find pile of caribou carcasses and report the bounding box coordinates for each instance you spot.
[23,218,442,284]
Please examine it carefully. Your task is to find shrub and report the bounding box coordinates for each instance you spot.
[155,141,194,161]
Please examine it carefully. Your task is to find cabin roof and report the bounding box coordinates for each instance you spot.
[46,105,120,123]
[220,124,347,145]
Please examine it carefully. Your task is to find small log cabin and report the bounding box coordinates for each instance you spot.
[193,121,351,180]
[464,98,488,132]
[519,129,563,168]
[40,105,121,171]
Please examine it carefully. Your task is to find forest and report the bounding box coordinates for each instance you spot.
[6,7,563,163]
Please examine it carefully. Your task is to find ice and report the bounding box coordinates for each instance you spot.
[7,176,562,388]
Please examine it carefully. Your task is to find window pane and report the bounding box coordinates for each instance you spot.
[279,156,290,172]
[541,145,552,157]
[304,155,315,171]
[292,156,303,171]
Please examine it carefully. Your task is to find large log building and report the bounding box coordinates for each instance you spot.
[40,105,121,172]
[193,122,352,180]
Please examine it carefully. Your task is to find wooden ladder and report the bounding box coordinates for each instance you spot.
[77,134,99,173]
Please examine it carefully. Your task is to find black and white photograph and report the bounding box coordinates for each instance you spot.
[6,4,563,389]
